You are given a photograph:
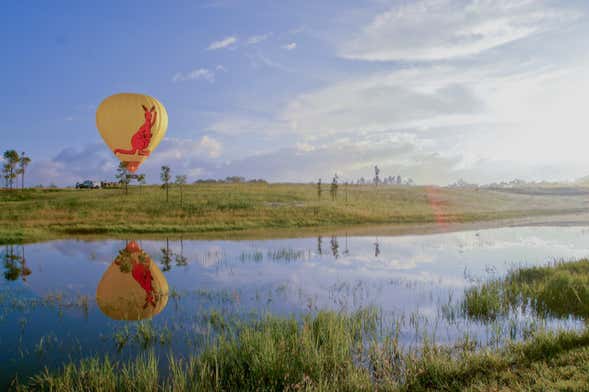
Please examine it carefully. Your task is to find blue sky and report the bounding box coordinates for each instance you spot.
[2,0,589,186]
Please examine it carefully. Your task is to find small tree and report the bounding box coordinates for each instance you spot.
[137,174,146,194]
[317,178,322,201]
[175,175,187,207]
[2,163,10,189]
[374,165,380,187]
[17,152,31,191]
[161,166,171,202]
[115,163,131,195]
[330,173,339,201]
[3,150,19,190]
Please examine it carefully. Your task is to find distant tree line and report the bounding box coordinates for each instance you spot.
[194,176,267,184]
[2,150,31,190]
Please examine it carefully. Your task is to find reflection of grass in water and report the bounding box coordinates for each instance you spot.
[16,308,589,391]
[238,248,309,263]
[463,259,589,321]
[110,322,173,352]
[0,288,92,317]
[267,248,309,262]
[239,250,263,262]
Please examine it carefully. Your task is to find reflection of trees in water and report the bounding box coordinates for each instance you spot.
[159,239,188,272]
[317,236,323,255]
[160,239,172,272]
[2,245,30,281]
[330,236,339,259]
[174,239,188,267]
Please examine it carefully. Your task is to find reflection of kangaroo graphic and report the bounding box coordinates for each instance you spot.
[132,263,156,308]
[114,105,157,156]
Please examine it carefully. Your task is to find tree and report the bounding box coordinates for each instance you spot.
[374,165,380,187]
[137,174,146,194]
[330,173,339,201]
[18,152,31,191]
[317,178,322,201]
[3,150,19,190]
[115,163,131,195]
[175,175,187,207]
[2,163,10,189]
[161,166,171,202]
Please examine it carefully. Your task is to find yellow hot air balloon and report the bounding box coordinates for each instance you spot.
[96,93,168,173]
[96,241,168,320]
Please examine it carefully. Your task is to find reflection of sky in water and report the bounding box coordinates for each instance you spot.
[2,226,589,386]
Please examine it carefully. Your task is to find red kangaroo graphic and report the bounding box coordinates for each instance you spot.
[114,105,157,156]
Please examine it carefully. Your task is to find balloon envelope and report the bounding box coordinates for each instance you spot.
[96,93,168,173]
[96,241,168,320]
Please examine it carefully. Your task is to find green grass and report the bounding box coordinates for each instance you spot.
[1,183,586,244]
[12,311,589,391]
[463,259,589,321]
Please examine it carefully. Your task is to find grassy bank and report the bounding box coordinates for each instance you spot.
[12,311,589,391]
[463,259,589,321]
[1,183,587,244]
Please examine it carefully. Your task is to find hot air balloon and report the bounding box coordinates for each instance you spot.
[96,241,168,320]
[96,93,168,173]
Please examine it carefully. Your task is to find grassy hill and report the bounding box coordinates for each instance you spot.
[1,183,587,243]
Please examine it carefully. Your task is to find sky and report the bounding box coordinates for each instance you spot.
[2,0,589,186]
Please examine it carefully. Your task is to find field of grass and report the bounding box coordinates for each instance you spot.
[1,183,587,244]
[12,310,589,391]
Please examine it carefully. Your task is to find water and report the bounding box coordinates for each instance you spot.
[2,225,589,385]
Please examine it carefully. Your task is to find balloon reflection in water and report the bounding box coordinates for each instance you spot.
[96,241,168,320]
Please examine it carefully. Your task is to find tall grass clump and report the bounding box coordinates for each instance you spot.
[193,309,378,391]
[463,259,589,321]
[13,307,589,391]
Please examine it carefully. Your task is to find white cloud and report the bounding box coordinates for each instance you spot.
[215,64,227,72]
[246,52,294,72]
[214,134,460,183]
[283,42,297,50]
[150,137,222,162]
[340,0,581,61]
[206,115,290,136]
[282,65,484,136]
[207,36,237,50]
[27,136,224,186]
[247,33,272,45]
[172,68,215,83]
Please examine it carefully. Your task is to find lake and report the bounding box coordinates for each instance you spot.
[2,225,589,387]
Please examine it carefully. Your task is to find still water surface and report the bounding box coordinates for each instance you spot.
[2,226,589,385]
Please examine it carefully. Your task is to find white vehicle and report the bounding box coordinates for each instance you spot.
[75,180,101,189]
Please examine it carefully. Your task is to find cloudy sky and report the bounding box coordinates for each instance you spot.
[2,0,589,186]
